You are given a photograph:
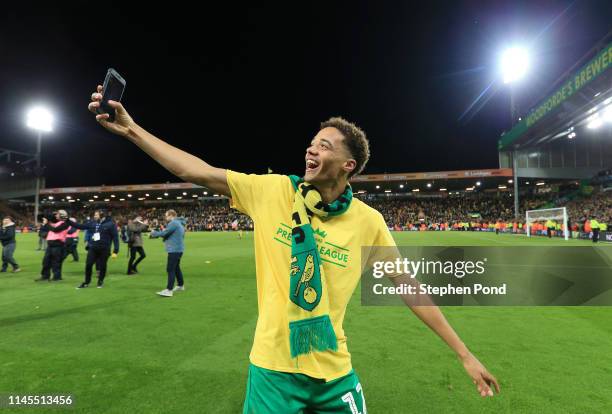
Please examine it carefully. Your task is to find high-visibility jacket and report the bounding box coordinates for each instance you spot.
[590,219,600,230]
[47,221,69,242]
[600,223,608,231]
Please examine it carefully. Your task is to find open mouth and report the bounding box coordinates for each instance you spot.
[306,159,320,173]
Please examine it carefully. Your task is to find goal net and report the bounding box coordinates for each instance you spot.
[525,207,569,240]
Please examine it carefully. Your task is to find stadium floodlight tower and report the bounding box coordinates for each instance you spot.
[501,46,529,219]
[526,207,569,241]
[26,106,54,228]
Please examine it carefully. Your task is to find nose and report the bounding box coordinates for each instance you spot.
[307,145,318,156]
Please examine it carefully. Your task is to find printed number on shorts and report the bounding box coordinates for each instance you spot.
[341,382,367,414]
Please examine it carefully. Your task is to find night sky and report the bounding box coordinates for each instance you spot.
[1,1,611,188]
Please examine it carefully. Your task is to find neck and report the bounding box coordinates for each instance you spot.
[315,178,348,204]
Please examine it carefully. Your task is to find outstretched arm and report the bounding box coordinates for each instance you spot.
[88,85,229,197]
[69,220,94,231]
[151,221,176,239]
[390,275,500,398]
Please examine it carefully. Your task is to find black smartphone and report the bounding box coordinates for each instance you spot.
[97,68,126,122]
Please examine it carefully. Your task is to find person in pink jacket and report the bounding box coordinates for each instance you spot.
[35,210,73,282]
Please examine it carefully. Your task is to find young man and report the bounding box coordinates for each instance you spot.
[150,210,186,297]
[72,210,119,288]
[89,86,499,412]
[1,216,21,273]
[127,216,149,275]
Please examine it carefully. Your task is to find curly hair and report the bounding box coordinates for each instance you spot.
[320,117,370,178]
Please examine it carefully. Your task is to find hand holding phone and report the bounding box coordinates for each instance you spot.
[96,68,126,122]
[89,69,134,137]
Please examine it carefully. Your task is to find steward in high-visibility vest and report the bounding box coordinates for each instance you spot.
[591,218,600,243]
[545,219,555,238]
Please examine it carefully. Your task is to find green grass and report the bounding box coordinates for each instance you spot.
[1,232,611,413]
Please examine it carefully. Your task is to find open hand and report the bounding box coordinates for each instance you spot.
[461,353,500,397]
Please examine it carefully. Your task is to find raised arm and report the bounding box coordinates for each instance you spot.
[88,85,229,197]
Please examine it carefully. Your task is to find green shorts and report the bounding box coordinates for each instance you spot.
[243,364,366,414]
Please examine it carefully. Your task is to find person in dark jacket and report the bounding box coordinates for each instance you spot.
[63,220,80,262]
[72,210,119,288]
[35,210,73,282]
[1,216,21,273]
[127,216,149,275]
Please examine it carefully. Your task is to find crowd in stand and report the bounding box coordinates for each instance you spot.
[10,200,254,232]
[6,190,611,235]
[360,193,568,229]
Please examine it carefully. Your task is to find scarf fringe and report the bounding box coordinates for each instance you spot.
[289,315,338,358]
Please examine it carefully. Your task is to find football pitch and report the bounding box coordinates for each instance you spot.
[1,232,611,413]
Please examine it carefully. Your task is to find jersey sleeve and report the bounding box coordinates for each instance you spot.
[226,170,290,220]
[365,212,403,278]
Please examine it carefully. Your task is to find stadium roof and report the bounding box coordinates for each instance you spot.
[498,38,612,151]
[31,168,576,202]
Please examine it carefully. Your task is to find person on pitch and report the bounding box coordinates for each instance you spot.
[88,84,499,413]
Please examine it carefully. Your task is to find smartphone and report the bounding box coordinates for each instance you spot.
[97,68,126,122]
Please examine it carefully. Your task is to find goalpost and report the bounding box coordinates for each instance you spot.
[526,207,569,241]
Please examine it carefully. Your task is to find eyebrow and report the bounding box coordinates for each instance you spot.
[319,138,334,148]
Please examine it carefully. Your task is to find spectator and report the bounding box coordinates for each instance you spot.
[1,216,20,273]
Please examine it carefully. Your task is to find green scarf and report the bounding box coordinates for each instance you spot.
[288,175,353,358]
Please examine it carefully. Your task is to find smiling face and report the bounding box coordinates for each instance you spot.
[304,127,356,185]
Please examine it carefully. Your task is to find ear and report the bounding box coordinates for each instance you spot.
[342,158,357,176]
